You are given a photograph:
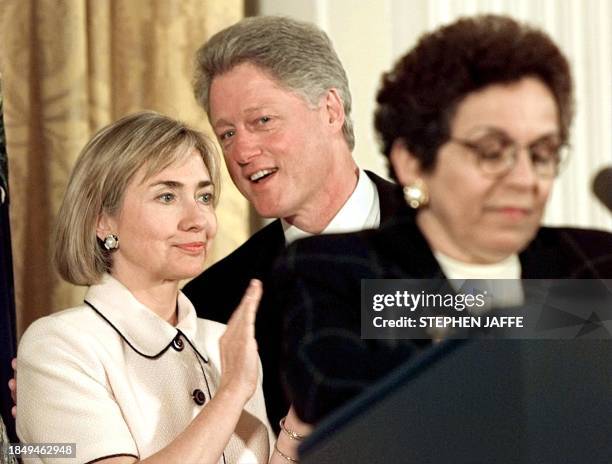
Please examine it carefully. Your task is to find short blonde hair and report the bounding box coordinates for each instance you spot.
[54,111,220,286]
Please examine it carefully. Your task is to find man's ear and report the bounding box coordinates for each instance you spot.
[321,88,345,132]
[389,139,423,186]
[96,211,116,241]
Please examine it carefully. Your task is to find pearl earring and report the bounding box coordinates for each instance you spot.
[103,234,119,250]
[402,179,429,209]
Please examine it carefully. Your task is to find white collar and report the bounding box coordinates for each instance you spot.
[434,252,521,279]
[434,252,524,307]
[84,274,200,357]
[282,169,380,245]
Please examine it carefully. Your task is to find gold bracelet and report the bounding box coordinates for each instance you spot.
[279,416,305,441]
[274,441,299,462]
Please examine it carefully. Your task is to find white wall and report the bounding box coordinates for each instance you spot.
[258,0,612,231]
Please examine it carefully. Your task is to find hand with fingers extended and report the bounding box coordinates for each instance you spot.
[217,279,262,404]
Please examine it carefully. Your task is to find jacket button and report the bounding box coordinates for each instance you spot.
[172,335,184,351]
[192,389,206,406]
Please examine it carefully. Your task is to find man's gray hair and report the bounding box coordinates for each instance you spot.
[194,16,355,151]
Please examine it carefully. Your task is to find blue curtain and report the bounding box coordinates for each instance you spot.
[0,83,17,443]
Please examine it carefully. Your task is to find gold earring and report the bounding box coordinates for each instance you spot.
[403,179,429,209]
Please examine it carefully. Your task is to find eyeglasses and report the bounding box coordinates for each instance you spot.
[448,129,568,179]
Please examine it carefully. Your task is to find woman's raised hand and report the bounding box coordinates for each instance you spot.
[218,279,262,404]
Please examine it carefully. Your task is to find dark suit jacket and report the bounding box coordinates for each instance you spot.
[273,208,612,423]
[182,170,403,430]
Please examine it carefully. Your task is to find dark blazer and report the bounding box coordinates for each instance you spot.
[182,170,404,430]
[273,208,612,423]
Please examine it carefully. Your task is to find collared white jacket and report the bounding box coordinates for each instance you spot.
[16,274,273,464]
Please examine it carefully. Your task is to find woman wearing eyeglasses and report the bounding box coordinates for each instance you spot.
[275,14,612,424]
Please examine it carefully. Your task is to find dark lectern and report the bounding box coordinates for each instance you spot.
[300,339,612,464]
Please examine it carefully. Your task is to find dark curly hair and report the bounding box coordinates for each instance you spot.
[374,14,573,179]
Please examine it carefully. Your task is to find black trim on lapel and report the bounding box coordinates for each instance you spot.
[85,300,209,363]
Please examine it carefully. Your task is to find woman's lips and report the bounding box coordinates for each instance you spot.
[175,242,206,253]
[489,206,532,220]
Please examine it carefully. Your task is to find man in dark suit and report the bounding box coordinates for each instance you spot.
[183,16,403,430]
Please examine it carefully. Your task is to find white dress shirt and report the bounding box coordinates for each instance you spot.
[282,169,381,245]
[17,274,273,464]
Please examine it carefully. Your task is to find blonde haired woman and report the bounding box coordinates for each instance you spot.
[16,112,274,463]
